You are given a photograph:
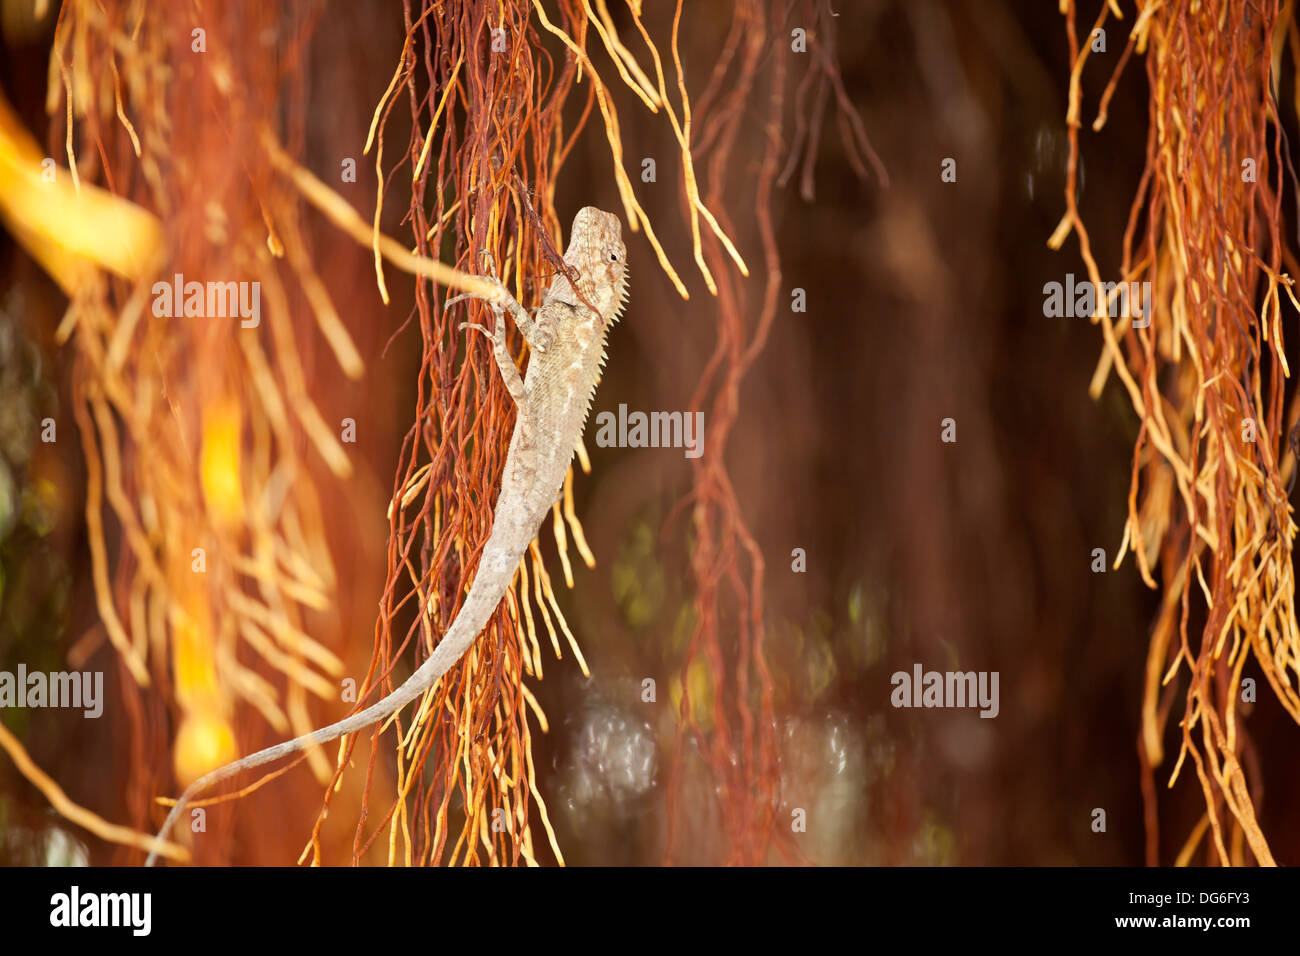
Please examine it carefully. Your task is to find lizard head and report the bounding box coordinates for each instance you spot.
[560,206,628,333]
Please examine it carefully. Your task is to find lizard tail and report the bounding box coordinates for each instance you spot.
[145,530,525,866]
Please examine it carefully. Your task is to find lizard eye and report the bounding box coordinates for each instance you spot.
[608,253,618,262]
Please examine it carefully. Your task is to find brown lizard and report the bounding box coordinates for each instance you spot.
[146,206,628,865]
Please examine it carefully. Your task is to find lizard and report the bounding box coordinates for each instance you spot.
[146,205,628,865]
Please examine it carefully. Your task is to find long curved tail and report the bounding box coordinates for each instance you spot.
[145,529,524,866]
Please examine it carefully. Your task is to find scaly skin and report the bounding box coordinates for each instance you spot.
[146,207,628,865]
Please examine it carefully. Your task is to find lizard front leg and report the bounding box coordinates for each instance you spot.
[459,310,526,411]
[445,251,555,353]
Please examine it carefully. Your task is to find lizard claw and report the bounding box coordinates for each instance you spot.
[444,268,549,355]
[444,275,510,314]
[444,291,490,313]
